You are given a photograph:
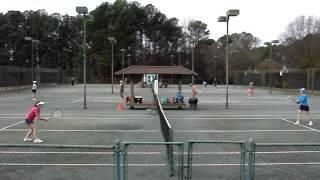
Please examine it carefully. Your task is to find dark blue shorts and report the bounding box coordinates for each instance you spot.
[25,119,33,125]
[300,105,310,111]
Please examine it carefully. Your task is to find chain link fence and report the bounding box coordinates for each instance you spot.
[253,143,320,180]
[231,68,320,91]
[186,140,247,180]
[0,66,77,88]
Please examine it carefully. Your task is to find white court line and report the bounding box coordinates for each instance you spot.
[0,114,152,120]
[0,114,154,117]
[3,129,312,133]
[0,117,295,120]
[191,151,320,155]
[0,151,161,155]
[1,151,320,155]
[0,163,166,167]
[281,118,320,133]
[4,129,159,133]
[191,162,320,166]
[1,162,320,167]
[0,151,112,155]
[1,114,320,118]
[0,121,24,131]
[175,130,312,133]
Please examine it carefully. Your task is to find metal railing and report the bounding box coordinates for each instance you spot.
[116,141,184,180]
[2,140,320,180]
[186,140,247,180]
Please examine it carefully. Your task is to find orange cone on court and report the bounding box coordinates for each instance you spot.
[117,102,123,111]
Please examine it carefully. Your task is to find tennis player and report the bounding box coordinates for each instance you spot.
[120,80,124,100]
[24,101,49,143]
[32,81,37,100]
[247,81,254,98]
[294,88,313,126]
[191,85,198,97]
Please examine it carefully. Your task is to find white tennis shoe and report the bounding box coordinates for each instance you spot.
[23,138,33,142]
[308,121,313,126]
[33,139,43,143]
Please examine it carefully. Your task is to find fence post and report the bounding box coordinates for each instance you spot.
[123,144,128,180]
[178,144,184,180]
[114,139,121,180]
[240,143,246,180]
[245,138,255,180]
[186,142,193,180]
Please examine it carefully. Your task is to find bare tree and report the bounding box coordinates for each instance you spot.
[281,15,320,44]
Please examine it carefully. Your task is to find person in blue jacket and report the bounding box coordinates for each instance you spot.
[175,91,184,103]
[294,88,313,126]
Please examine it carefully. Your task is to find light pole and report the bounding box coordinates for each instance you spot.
[63,47,72,80]
[108,37,116,94]
[76,6,89,109]
[170,54,174,66]
[33,40,40,85]
[264,40,279,95]
[120,48,126,80]
[177,49,181,66]
[191,42,195,84]
[218,9,240,109]
[24,37,34,81]
[8,48,14,61]
[127,53,131,66]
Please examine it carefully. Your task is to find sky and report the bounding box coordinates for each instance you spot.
[1,0,320,44]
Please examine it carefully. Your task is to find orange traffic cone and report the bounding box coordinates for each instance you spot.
[117,102,123,111]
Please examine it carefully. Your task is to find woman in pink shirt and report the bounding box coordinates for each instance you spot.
[24,101,49,143]
[191,85,198,97]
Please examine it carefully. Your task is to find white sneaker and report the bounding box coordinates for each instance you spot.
[23,138,33,142]
[33,139,43,143]
[308,121,313,126]
[294,121,300,125]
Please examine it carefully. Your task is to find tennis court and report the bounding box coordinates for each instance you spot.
[0,84,320,180]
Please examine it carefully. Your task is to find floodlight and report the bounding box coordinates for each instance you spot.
[227,9,240,16]
[24,36,33,41]
[76,6,88,14]
[218,16,227,22]
[108,37,116,42]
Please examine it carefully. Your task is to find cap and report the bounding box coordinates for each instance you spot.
[33,81,37,83]
[36,101,45,105]
[299,88,306,92]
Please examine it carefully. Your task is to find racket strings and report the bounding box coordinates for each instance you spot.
[51,110,63,119]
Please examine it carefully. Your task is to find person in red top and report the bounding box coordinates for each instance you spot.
[247,81,254,98]
[24,101,49,143]
[191,85,198,97]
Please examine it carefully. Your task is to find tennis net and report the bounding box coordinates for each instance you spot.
[152,87,173,142]
[152,86,175,176]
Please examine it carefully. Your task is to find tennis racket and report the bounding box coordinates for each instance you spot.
[287,96,298,104]
[49,109,63,120]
